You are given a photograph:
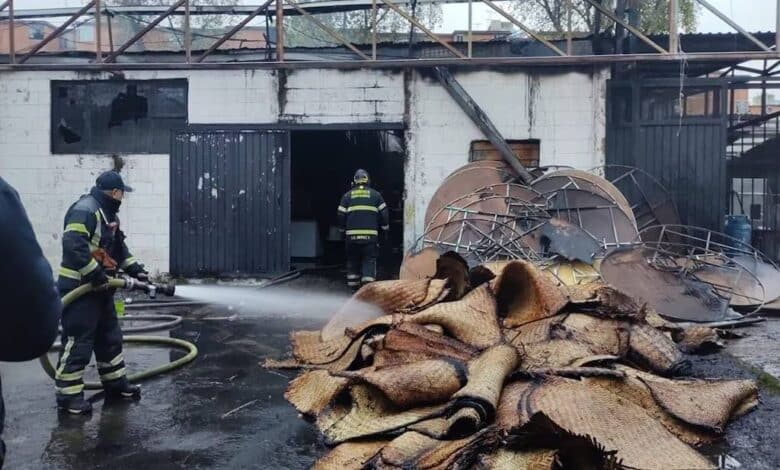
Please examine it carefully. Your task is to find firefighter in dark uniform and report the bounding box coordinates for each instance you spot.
[55,171,148,415]
[338,169,389,289]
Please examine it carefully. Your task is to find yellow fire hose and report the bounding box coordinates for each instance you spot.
[39,278,199,390]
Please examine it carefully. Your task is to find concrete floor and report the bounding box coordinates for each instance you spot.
[1,280,779,469]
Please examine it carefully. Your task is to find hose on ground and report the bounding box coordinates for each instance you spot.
[40,278,198,388]
[40,336,198,390]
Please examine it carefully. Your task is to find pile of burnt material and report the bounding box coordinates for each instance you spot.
[266,257,759,469]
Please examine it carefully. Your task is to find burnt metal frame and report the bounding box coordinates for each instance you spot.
[4,0,780,68]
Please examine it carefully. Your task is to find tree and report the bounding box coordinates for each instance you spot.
[508,0,698,35]
[107,0,238,30]
[285,3,443,47]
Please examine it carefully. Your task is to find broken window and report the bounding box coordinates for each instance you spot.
[51,79,187,154]
[640,86,721,121]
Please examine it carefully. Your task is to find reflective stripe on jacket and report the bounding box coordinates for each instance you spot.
[337,185,389,242]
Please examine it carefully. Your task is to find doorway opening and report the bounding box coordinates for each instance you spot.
[290,129,405,278]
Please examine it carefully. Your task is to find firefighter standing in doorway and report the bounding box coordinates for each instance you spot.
[338,169,389,289]
[55,171,149,415]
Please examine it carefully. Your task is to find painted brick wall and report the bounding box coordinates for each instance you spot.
[0,66,607,275]
[280,69,405,123]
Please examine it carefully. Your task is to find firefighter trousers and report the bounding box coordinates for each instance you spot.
[346,240,378,288]
[55,290,127,398]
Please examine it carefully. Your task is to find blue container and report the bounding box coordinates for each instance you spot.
[725,214,752,249]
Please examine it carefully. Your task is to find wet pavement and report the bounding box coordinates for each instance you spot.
[1,307,327,470]
[1,278,780,469]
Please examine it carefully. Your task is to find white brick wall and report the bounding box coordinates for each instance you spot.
[281,69,404,123]
[0,66,607,275]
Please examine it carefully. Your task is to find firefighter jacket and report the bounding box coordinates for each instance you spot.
[58,187,143,293]
[337,185,390,242]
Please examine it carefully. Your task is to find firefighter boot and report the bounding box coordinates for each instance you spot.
[57,393,93,415]
[104,379,141,402]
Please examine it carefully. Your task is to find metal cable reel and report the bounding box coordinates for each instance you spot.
[409,217,545,271]
[589,165,682,240]
[637,225,780,312]
[424,162,519,227]
[534,187,640,259]
[532,168,637,228]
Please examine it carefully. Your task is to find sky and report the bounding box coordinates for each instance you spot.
[23,0,780,34]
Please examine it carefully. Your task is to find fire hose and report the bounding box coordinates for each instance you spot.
[39,277,198,390]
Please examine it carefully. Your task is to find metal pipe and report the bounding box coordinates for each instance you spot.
[467,0,472,58]
[105,0,186,63]
[196,0,274,63]
[18,0,97,64]
[7,0,13,64]
[95,0,102,62]
[285,0,369,59]
[371,0,377,60]
[669,0,678,53]
[185,0,191,63]
[6,51,780,71]
[583,0,667,54]
[379,0,465,58]
[107,11,114,55]
[777,0,780,54]
[695,0,772,52]
[276,0,284,61]
[480,0,566,56]
[615,0,626,54]
[566,0,572,55]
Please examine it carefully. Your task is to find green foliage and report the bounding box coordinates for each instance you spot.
[509,0,699,34]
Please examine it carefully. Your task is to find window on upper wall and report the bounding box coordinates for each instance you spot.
[29,24,45,40]
[640,86,721,121]
[51,79,188,154]
[469,140,540,168]
[78,26,94,42]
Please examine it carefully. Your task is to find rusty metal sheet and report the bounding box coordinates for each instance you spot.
[536,188,639,256]
[601,247,738,323]
[532,169,637,229]
[399,247,441,281]
[424,162,517,227]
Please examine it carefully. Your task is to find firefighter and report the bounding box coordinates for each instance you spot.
[55,171,148,415]
[0,177,61,465]
[337,169,389,289]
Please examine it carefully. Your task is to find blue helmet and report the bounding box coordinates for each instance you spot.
[353,169,370,186]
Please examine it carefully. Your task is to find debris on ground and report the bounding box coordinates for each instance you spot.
[267,261,758,469]
[266,164,778,469]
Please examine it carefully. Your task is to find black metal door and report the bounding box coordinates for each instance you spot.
[607,79,728,231]
[171,129,290,277]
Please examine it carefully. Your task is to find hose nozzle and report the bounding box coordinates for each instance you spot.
[118,277,176,299]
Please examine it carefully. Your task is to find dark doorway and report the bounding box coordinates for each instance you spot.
[290,129,405,278]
